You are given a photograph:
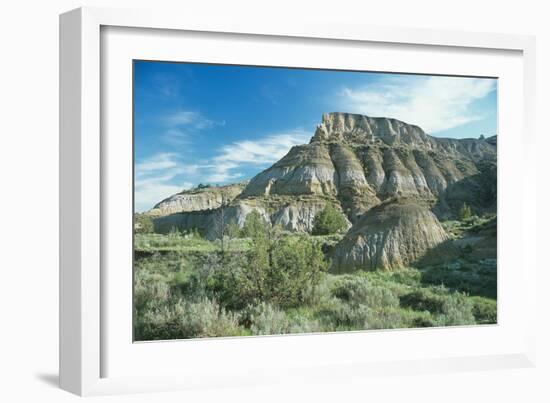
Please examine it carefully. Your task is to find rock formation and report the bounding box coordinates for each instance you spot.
[147,182,246,217]
[144,112,497,270]
[331,198,452,272]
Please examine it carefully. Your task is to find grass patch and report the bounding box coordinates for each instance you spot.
[135,232,252,253]
[134,232,496,340]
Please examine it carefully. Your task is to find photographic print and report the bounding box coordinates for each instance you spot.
[133,61,497,341]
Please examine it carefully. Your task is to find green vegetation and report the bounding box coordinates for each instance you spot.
[134,213,154,234]
[134,214,496,340]
[241,210,267,238]
[458,202,472,221]
[312,204,348,235]
[442,214,496,239]
[134,230,251,253]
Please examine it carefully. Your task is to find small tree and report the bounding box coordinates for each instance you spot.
[312,204,348,235]
[134,214,154,234]
[269,235,326,307]
[225,219,241,239]
[241,210,268,239]
[214,195,230,258]
[210,229,326,310]
[458,202,472,221]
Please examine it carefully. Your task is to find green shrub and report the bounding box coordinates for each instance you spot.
[320,302,371,329]
[241,210,268,239]
[400,287,447,313]
[135,298,243,341]
[458,202,472,221]
[312,204,348,235]
[208,232,327,310]
[243,302,290,335]
[134,213,154,234]
[331,275,400,310]
[363,308,407,330]
[225,219,241,239]
[470,296,497,324]
[287,314,323,334]
[435,292,476,326]
[400,286,475,326]
[420,264,497,299]
[134,271,171,312]
[269,235,327,307]
[331,275,370,303]
[301,278,333,308]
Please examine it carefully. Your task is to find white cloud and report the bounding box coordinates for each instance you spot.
[134,153,196,212]
[206,129,311,183]
[153,73,180,98]
[134,129,312,210]
[163,110,223,130]
[161,110,225,145]
[135,183,191,213]
[339,76,496,133]
[163,128,192,145]
[135,153,178,172]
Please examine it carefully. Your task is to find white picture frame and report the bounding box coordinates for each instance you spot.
[59,6,537,396]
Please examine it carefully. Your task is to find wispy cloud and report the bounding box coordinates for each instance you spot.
[205,129,311,183]
[135,152,178,172]
[153,73,181,98]
[339,76,496,133]
[134,153,195,212]
[162,110,225,145]
[163,110,224,130]
[134,129,311,210]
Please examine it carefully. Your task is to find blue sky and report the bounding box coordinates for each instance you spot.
[134,61,497,212]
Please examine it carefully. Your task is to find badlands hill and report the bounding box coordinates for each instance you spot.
[146,112,497,271]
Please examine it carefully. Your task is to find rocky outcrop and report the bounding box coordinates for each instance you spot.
[331,199,452,272]
[311,112,496,161]
[312,112,432,148]
[153,200,268,239]
[147,112,497,268]
[147,182,246,217]
[241,142,337,197]
[152,197,343,239]
[238,113,495,223]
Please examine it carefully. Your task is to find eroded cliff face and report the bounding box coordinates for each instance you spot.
[152,195,349,239]
[147,182,246,217]
[240,112,495,223]
[153,199,269,239]
[331,199,453,272]
[145,112,496,269]
[311,112,432,147]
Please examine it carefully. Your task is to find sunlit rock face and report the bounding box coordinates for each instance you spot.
[311,112,433,148]
[148,182,246,216]
[242,142,337,197]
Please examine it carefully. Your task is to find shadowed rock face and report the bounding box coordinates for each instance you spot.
[331,199,452,272]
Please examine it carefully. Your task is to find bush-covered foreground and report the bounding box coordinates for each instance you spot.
[134,227,496,341]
